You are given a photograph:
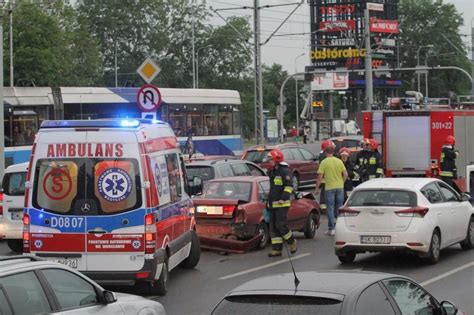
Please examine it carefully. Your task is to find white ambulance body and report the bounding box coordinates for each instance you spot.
[24,119,201,296]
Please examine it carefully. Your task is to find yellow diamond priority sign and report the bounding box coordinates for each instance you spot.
[137,57,161,83]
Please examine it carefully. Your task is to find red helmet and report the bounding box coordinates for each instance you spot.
[360,138,370,147]
[267,148,284,163]
[321,140,335,151]
[369,139,379,150]
[338,147,351,157]
[445,135,455,146]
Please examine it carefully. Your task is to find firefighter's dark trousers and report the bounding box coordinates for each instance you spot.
[441,176,461,193]
[269,207,295,251]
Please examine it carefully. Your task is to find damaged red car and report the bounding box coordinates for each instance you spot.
[192,176,321,253]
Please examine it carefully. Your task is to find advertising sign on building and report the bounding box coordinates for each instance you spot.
[320,20,355,32]
[370,19,399,34]
[311,72,349,91]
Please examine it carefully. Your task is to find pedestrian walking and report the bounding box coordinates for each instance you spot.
[303,126,309,144]
[266,148,298,257]
[290,126,298,143]
[338,147,355,203]
[317,139,335,211]
[315,145,348,236]
[440,135,459,190]
[366,139,384,180]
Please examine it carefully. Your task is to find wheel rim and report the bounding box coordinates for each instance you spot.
[310,215,316,232]
[292,176,298,191]
[162,262,169,289]
[258,225,267,247]
[469,221,474,244]
[432,234,440,260]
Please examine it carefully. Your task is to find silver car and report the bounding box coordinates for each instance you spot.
[0,255,165,315]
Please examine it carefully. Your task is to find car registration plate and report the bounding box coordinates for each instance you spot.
[196,206,223,215]
[10,211,23,221]
[361,236,391,244]
[47,258,79,269]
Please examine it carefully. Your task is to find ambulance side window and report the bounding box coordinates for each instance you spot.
[165,153,183,203]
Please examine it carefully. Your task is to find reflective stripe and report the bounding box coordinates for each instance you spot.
[272,201,291,207]
[274,177,283,185]
[369,157,376,165]
[369,175,376,179]
[283,231,293,240]
[440,153,445,163]
[376,168,384,174]
[284,186,293,193]
[320,204,326,210]
[271,237,283,244]
[440,171,453,177]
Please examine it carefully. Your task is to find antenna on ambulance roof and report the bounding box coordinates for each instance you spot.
[282,242,300,290]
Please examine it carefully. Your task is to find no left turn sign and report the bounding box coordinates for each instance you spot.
[136,84,162,112]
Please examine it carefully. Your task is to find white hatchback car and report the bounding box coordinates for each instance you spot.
[335,178,473,264]
[0,255,166,314]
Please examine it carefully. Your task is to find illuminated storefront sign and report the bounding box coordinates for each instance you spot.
[312,48,366,60]
[320,20,355,32]
[319,4,356,15]
[370,18,399,34]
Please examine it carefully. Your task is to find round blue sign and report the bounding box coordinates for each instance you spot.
[97,168,132,202]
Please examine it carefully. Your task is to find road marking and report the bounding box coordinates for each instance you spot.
[219,253,312,280]
[420,261,474,287]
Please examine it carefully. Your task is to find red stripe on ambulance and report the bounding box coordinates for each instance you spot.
[31,233,86,252]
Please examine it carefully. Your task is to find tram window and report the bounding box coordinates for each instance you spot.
[187,105,203,136]
[233,107,240,135]
[203,104,218,136]
[219,106,233,135]
[169,104,186,137]
[11,110,38,146]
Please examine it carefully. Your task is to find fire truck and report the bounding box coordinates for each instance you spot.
[361,108,474,194]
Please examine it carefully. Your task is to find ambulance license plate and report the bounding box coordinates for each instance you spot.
[48,258,79,269]
[361,236,391,244]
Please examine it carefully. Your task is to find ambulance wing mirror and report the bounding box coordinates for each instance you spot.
[102,290,117,304]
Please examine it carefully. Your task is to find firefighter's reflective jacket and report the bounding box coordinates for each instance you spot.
[354,150,371,181]
[440,145,458,179]
[367,151,384,179]
[268,162,293,209]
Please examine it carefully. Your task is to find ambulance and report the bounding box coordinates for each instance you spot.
[23,119,202,296]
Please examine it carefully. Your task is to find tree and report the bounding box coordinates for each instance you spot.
[399,0,471,96]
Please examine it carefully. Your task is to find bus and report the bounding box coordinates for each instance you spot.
[3,87,243,167]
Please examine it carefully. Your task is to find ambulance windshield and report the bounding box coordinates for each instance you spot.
[33,158,142,215]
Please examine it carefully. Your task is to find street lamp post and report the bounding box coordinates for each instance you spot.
[196,45,212,89]
[294,53,305,136]
[416,45,434,94]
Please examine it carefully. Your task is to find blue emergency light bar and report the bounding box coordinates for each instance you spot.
[40,119,168,129]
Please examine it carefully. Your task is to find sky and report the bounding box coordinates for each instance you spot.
[207,0,473,73]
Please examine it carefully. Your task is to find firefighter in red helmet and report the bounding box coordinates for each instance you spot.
[440,135,459,189]
[367,139,384,180]
[354,138,372,183]
[266,148,297,257]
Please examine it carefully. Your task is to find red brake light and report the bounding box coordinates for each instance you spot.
[145,213,154,226]
[135,272,150,279]
[223,205,236,215]
[23,214,30,253]
[395,206,429,218]
[0,193,3,216]
[339,207,360,217]
[144,213,156,254]
[23,214,30,225]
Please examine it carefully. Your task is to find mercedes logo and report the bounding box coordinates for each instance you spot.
[81,202,91,212]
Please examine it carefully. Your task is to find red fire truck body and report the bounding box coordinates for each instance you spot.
[361,109,473,192]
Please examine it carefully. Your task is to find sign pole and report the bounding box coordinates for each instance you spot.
[0,12,5,177]
[364,7,374,111]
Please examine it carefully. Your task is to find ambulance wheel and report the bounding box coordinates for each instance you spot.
[256,223,269,250]
[151,260,169,296]
[460,217,474,250]
[7,240,23,254]
[180,230,201,269]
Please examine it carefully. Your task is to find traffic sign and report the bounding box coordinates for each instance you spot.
[276,105,287,120]
[137,57,161,83]
[136,84,162,112]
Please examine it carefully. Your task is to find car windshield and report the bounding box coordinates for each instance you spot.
[212,295,342,315]
[348,190,416,207]
[186,166,214,181]
[244,150,271,163]
[201,182,252,202]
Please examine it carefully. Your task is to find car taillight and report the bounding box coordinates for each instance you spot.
[0,193,3,216]
[144,213,156,254]
[223,205,236,216]
[395,206,429,218]
[234,208,246,223]
[23,214,30,253]
[339,207,360,217]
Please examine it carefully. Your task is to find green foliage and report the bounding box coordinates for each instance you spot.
[399,0,471,96]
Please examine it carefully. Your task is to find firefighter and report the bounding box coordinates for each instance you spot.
[338,147,355,203]
[440,135,459,189]
[354,138,371,183]
[318,140,335,211]
[266,148,297,257]
[367,139,384,180]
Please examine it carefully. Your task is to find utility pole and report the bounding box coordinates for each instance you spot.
[191,0,196,89]
[471,22,474,96]
[9,0,13,87]
[364,7,373,110]
[0,11,5,177]
[253,0,263,144]
[114,42,118,88]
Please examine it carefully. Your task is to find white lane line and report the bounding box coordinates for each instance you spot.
[420,261,474,287]
[219,253,312,280]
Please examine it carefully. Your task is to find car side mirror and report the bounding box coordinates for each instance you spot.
[440,301,458,315]
[103,290,117,304]
[460,193,471,202]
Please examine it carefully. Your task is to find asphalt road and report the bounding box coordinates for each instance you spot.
[1,215,473,315]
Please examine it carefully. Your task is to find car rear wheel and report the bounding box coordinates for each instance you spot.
[256,223,269,250]
[304,212,318,239]
[291,173,299,191]
[152,260,169,296]
[425,230,441,264]
[7,240,23,254]
[460,217,474,250]
[337,252,356,264]
[180,230,201,269]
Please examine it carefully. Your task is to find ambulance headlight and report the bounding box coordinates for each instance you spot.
[120,119,140,127]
